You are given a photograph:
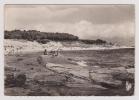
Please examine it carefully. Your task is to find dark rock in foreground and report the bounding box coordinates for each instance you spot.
[90,67,134,95]
[33,73,68,86]
[5,73,15,87]
[5,72,26,87]
[14,73,26,87]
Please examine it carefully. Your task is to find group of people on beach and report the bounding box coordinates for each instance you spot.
[43,49,60,57]
[4,45,61,57]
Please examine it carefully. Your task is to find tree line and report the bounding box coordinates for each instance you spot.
[5,30,107,45]
[5,30,79,43]
[80,39,107,45]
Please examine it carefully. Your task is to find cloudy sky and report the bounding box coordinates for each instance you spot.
[5,5,135,46]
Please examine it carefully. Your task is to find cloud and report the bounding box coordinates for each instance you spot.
[5,5,134,26]
[16,20,134,40]
[5,5,135,46]
[5,5,79,26]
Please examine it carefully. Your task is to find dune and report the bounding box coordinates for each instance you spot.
[4,39,134,55]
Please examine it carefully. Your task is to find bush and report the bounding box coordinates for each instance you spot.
[37,39,50,44]
[80,39,107,44]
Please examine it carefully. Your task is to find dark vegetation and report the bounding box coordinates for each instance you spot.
[80,39,107,45]
[5,30,107,44]
[5,30,78,43]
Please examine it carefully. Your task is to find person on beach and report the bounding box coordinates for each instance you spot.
[44,49,47,55]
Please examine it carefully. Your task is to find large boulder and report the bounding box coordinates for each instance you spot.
[90,67,134,90]
[90,71,123,89]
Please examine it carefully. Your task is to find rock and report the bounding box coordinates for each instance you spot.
[112,71,134,82]
[37,55,91,87]
[90,67,134,89]
[30,68,34,70]
[5,73,15,87]
[5,72,26,87]
[14,73,26,87]
[127,68,134,74]
[5,87,30,96]
[5,65,16,72]
[65,77,93,88]
[126,65,134,68]
[27,88,52,96]
[90,72,123,89]
[33,73,67,86]
[37,55,75,65]
[99,82,122,89]
[126,81,133,91]
[37,56,43,64]
[112,68,134,82]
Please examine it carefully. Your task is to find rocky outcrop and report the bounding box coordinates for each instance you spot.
[5,73,15,87]
[5,72,26,87]
[14,73,26,87]
[89,67,134,93]
[36,55,134,95]
[32,73,68,86]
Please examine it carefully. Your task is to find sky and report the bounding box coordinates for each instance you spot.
[5,5,135,46]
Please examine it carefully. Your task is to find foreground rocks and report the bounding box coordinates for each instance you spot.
[33,73,68,86]
[5,53,134,96]
[36,55,134,95]
[37,55,93,88]
[39,55,134,91]
[89,67,134,94]
[5,72,26,87]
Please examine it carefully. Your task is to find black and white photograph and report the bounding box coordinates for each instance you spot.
[4,4,135,96]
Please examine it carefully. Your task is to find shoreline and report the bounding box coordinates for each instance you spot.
[61,46,134,51]
[4,47,134,55]
[4,39,134,54]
